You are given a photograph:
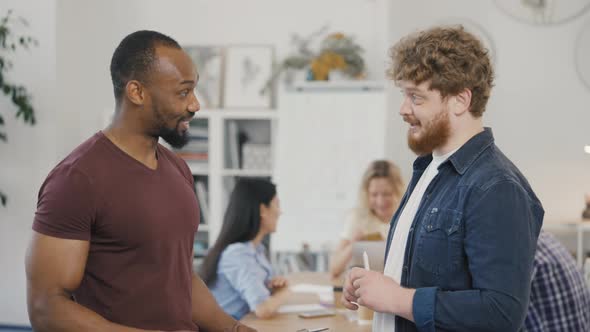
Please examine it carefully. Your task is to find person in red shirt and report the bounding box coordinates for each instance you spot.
[26,30,256,332]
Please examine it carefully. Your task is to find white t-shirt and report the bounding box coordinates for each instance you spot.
[373,149,456,332]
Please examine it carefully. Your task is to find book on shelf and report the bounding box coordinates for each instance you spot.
[193,240,208,258]
[174,131,208,161]
[184,137,208,147]
[195,180,210,225]
[189,127,208,139]
[226,121,250,169]
[176,151,209,161]
[227,121,239,169]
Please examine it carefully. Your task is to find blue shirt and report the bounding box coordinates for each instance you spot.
[524,231,590,331]
[385,128,544,332]
[210,242,273,320]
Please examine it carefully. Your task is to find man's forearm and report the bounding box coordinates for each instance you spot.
[413,287,526,332]
[191,275,237,332]
[29,294,155,332]
[392,287,415,322]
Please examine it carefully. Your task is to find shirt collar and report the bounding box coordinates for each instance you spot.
[248,241,266,254]
[413,127,495,175]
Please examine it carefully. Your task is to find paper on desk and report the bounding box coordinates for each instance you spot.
[290,283,333,294]
[290,283,334,306]
[277,303,326,314]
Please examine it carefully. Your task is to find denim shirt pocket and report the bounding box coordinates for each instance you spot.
[416,207,463,275]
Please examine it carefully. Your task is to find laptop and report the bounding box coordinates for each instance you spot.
[350,241,386,273]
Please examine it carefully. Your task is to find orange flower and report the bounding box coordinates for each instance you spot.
[328,32,345,40]
[310,58,330,80]
[310,52,348,80]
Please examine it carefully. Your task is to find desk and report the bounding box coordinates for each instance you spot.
[241,272,371,332]
[543,221,590,268]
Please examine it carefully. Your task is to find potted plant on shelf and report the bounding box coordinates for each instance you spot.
[261,26,366,95]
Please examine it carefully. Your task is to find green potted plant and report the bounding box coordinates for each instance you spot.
[261,26,366,95]
[0,9,38,206]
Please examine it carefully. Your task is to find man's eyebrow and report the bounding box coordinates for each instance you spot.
[179,79,195,85]
[404,87,422,93]
[401,87,424,95]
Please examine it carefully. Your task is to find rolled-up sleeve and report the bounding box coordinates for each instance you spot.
[413,287,437,332]
[219,245,271,311]
[413,180,543,332]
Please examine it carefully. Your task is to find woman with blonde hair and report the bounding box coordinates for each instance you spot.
[329,160,405,278]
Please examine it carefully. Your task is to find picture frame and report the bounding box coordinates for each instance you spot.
[576,19,590,91]
[223,45,274,109]
[494,0,590,25]
[184,45,225,109]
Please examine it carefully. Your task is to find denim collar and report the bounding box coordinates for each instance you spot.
[412,127,495,175]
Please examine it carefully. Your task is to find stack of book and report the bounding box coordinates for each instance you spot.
[176,119,209,163]
[195,180,210,225]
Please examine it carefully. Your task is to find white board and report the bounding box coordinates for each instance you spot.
[273,83,387,251]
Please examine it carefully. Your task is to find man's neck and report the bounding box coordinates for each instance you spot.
[433,123,484,157]
[103,117,159,169]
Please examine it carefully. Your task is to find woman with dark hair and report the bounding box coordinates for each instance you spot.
[200,178,290,320]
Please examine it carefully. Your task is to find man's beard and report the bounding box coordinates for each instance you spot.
[153,105,191,149]
[407,109,451,155]
[159,125,189,149]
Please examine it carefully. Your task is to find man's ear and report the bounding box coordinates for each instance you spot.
[450,88,472,116]
[259,203,267,219]
[125,80,145,106]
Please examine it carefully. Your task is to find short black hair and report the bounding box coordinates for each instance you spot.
[110,30,181,102]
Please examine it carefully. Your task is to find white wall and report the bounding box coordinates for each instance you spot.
[55,0,389,157]
[0,0,57,325]
[385,1,590,225]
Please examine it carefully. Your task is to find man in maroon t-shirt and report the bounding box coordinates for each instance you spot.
[25,30,256,332]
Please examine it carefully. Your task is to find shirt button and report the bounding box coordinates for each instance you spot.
[403,266,408,271]
[409,227,414,232]
[427,225,433,231]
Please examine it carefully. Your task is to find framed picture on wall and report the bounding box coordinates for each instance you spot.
[184,45,225,109]
[223,45,274,109]
[576,19,590,91]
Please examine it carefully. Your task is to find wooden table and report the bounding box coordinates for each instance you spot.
[240,272,371,332]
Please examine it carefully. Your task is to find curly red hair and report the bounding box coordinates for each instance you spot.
[388,25,494,117]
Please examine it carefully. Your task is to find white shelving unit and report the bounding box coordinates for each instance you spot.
[175,108,277,266]
[543,221,590,268]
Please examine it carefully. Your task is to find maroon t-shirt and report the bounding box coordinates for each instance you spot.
[33,132,199,331]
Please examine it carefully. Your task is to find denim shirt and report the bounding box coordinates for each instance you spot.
[209,242,273,320]
[385,128,544,332]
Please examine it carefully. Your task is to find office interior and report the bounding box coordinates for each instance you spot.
[1,0,590,329]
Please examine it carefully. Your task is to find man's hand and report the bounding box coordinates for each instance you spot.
[221,322,258,332]
[342,267,360,311]
[342,267,415,320]
[235,324,257,332]
[266,276,288,290]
